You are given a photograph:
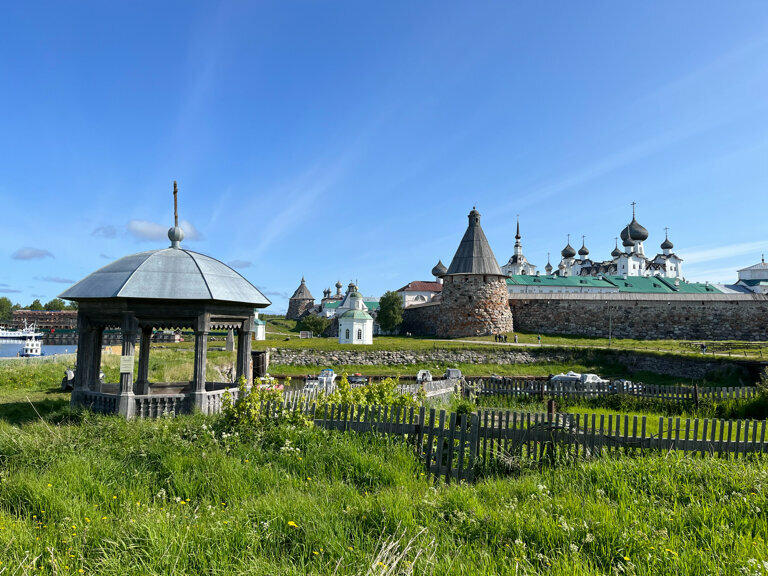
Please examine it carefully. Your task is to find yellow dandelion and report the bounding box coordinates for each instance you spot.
[112,496,117,499]
[377,562,386,568]
[47,483,52,487]
[307,477,312,481]
[85,518,90,523]
[347,546,354,550]
[101,517,107,520]
[287,521,298,528]
[79,570,84,574]
[623,556,630,561]
[313,551,319,556]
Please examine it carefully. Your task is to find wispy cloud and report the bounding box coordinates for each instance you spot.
[126,219,202,242]
[0,288,21,294]
[0,283,8,287]
[35,276,76,284]
[683,240,767,264]
[92,225,117,238]
[99,253,112,259]
[12,247,54,260]
[258,288,291,299]
[227,260,252,269]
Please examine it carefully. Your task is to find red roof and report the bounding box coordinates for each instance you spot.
[397,281,443,292]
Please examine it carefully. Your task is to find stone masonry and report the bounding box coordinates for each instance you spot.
[437,274,514,337]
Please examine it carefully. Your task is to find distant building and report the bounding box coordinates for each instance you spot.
[735,255,768,294]
[338,288,374,345]
[501,218,538,276]
[397,280,443,307]
[11,310,78,330]
[320,282,380,319]
[554,205,684,280]
[254,312,266,340]
[285,277,315,320]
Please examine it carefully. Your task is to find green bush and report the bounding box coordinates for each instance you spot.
[318,374,418,409]
[297,314,331,336]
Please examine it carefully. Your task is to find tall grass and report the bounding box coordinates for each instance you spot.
[0,413,766,575]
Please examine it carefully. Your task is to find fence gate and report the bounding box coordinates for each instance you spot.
[421,409,479,483]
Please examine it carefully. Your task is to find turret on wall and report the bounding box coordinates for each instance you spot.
[437,208,514,338]
[286,277,315,320]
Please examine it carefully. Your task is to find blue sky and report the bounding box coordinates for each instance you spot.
[1,2,767,313]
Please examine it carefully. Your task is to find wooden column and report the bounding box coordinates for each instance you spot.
[235,317,254,387]
[136,326,152,396]
[92,327,104,392]
[71,313,91,407]
[192,313,210,413]
[118,312,138,419]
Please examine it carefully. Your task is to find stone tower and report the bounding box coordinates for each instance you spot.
[286,277,315,320]
[437,208,514,338]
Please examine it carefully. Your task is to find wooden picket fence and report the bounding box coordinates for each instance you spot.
[261,398,768,484]
[473,377,760,402]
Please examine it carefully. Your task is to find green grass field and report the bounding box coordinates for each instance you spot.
[0,413,766,575]
[2,348,768,574]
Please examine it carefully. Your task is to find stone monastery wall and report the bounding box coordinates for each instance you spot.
[509,293,768,341]
[401,302,440,336]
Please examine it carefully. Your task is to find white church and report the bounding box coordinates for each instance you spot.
[504,204,684,280]
[337,286,374,345]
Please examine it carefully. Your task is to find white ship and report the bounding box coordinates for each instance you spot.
[0,321,44,343]
[20,335,43,357]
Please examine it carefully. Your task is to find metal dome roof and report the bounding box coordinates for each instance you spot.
[60,247,271,306]
[561,243,576,259]
[661,232,674,250]
[431,260,448,277]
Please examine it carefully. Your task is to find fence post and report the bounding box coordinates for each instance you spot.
[693,382,699,411]
[547,398,557,418]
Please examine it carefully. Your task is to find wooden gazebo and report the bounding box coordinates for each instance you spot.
[60,184,271,418]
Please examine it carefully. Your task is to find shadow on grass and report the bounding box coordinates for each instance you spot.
[0,389,77,426]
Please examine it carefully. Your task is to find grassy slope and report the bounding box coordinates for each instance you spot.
[0,414,766,575]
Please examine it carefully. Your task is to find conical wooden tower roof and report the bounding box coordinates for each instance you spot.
[446,207,503,275]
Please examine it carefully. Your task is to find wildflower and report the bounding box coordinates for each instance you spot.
[378,562,387,568]
[112,496,117,500]
[313,551,319,556]
[623,556,630,561]
[307,477,312,481]
[287,521,298,528]
[348,546,354,550]
[47,483,52,487]
[101,517,107,520]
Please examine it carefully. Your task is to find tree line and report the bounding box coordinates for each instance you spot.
[0,297,77,323]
